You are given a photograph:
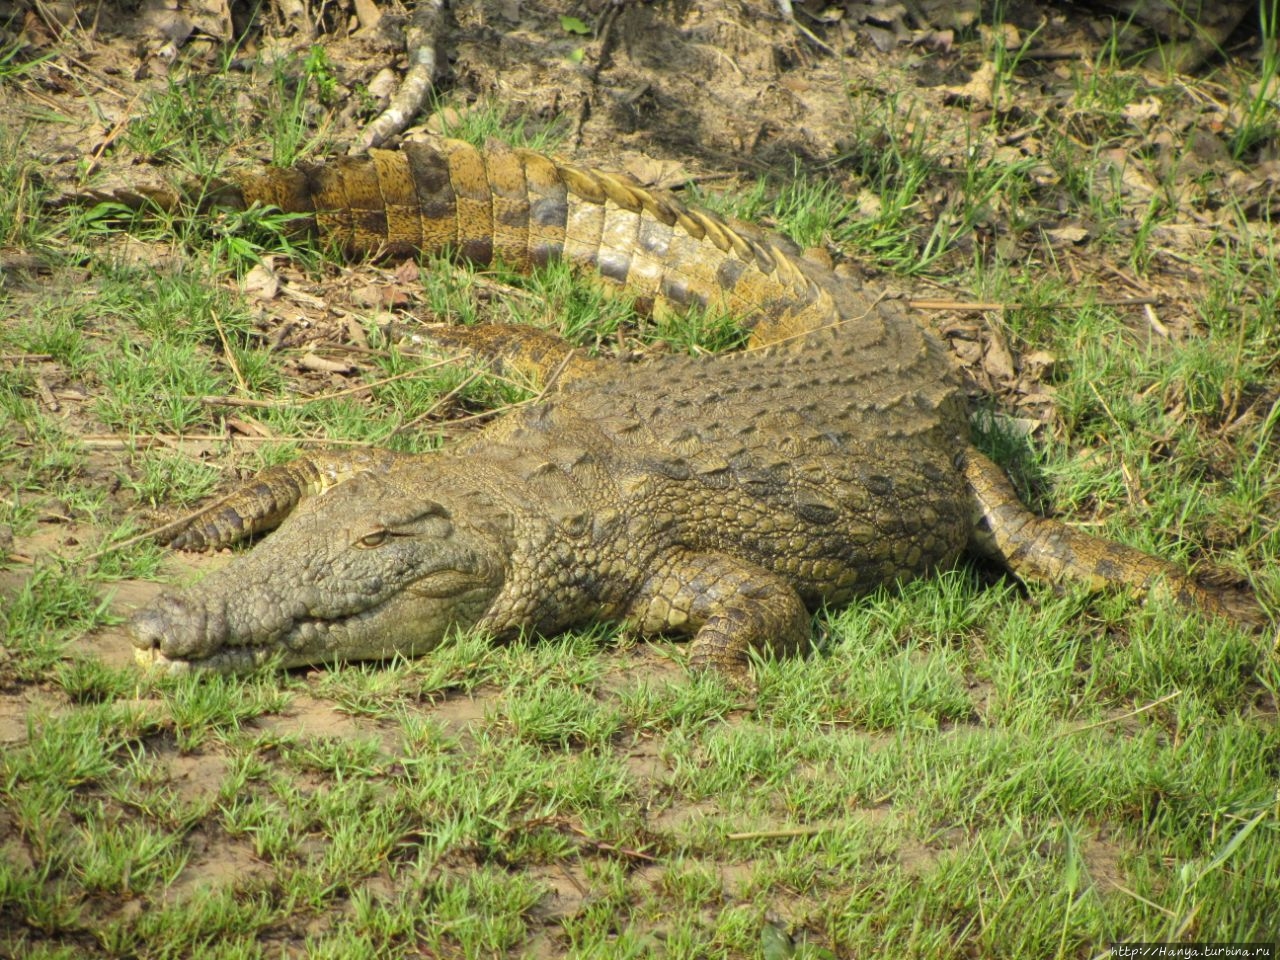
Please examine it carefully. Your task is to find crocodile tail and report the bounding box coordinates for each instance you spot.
[214,139,844,346]
[963,449,1267,627]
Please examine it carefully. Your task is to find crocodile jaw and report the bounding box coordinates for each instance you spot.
[132,638,269,675]
[129,581,499,674]
[127,468,508,674]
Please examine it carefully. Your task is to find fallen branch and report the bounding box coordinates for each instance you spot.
[360,0,446,150]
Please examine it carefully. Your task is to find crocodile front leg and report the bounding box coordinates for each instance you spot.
[628,550,811,679]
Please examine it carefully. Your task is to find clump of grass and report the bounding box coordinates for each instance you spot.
[1234,0,1280,158]
[428,95,568,153]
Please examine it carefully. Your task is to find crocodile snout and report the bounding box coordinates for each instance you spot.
[129,592,223,667]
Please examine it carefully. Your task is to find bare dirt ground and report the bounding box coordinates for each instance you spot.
[1,0,1278,955]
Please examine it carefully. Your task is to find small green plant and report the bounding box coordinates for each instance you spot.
[983,0,1045,109]
[267,46,339,166]
[829,90,942,270]
[122,74,239,172]
[0,127,49,247]
[1234,0,1280,158]
[428,96,567,153]
[0,39,54,81]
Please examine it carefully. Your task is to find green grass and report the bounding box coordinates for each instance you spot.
[120,47,340,171]
[428,95,569,154]
[0,126,47,248]
[1234,0,1280,158]
[2,20,1279,960]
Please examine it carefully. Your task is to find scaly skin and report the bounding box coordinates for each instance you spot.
[117,139,1265,677]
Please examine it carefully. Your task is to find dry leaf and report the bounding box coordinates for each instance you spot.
[982,331,1016,382]
[919,0,978,30]
[393,259,420,284]
[297,353,355,375]
[980,22,1020,49]
[353,282,414,309]
[621,156,687,188]
[242,261,280,301]
[1044,225,1089,245]
[1122,96,1161,123]
[918,29,955,52]
[1097,148,1155,200]
[226,416,273,438]
[846,4,908,26]
[864,26,897,52]
[279,286,326,309]
[855,188,882,218]
[950,338,982,366]
[1022,349,1057,378]
[942,61,995,108]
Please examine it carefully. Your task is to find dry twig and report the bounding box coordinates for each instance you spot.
[360,0,446,150]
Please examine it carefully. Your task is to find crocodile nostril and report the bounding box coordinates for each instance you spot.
[128,606,165,651]
[127,592,210,659]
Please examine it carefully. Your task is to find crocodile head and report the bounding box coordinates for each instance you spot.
[129,466,511,673]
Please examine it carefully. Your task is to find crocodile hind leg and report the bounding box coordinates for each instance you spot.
[963,448,1265,627]
[627,550,812,681]
[156,447,411,550]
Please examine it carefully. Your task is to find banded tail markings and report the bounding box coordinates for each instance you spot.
[371,147,426,257]
[402,141,457,253]
[139,139,855,344]
[443,139,494,266]
[483,144,533,270]
[517,148,569,268]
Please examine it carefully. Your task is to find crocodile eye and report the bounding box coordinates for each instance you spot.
[357,528,389,548]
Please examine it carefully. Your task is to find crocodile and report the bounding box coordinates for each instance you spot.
[117,138,1265,676]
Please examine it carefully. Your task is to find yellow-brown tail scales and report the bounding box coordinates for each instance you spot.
[212,139,845,348]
